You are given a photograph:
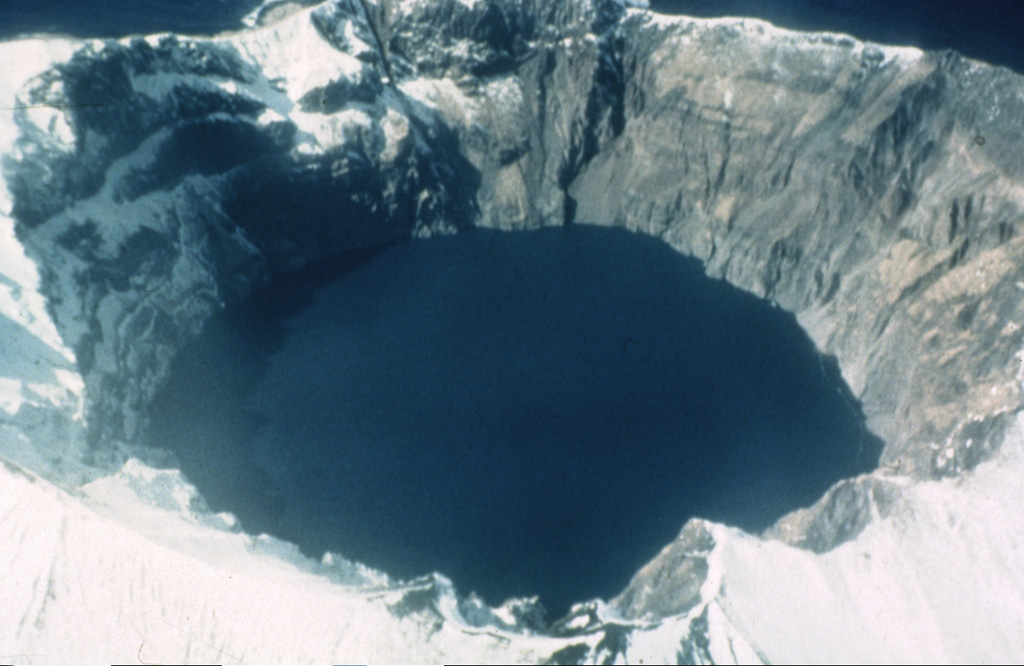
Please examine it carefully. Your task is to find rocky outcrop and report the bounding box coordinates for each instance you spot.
[4,0,1024,625]
[376,1,1024,484]
[398,2,1024,485]
[6,20,478,452]
[568,20,1024,483]
[612,520,715,620]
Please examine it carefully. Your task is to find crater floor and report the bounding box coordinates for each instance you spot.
[147,224,881,618]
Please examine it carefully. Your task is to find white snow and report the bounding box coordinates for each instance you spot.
[0,268,75,364]
[687,414,1024,664]
[342,17,374,59]
[619,614,690,664]
[291,106,375,154]
[0,377,24,415]
[563,613,592,630]
[0,38,79,365]
[634,9,922,70]
[399,0,437,12]
[241,0,324,29]
[0,455,575,664]
[228,6,364,103]
[377,106,407,161]
[0,39,78,159]
[6,415,1023,664]
[398,76,510,131]
[0,38,83,435]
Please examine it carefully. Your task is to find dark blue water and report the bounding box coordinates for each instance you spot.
[0,0,270,40]
[148,225,882,619]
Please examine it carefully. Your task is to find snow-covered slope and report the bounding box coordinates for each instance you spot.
[0,38,91,484]
[3,416,1024,663]
[707,428,1024,664]
[2,0,1024,662]
[0,457,564,664]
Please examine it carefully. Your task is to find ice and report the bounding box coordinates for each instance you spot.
[0,377,24,415]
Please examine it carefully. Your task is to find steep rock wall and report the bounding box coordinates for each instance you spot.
[379,3,1024,481]
[3,0,1024,562]
[577,16,1024,480]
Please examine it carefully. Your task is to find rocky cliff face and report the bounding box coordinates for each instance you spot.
[3,0,1024,645]
[588,18,1024,484]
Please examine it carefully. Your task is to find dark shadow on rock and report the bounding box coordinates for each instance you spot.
[146,224,882,620]
[146,244,392,526]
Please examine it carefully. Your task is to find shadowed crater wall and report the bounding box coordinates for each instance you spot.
[147,224,882,618]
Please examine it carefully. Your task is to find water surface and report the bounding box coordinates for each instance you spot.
[149,225,882,618]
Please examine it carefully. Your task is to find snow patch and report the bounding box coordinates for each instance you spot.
[0,450,615,662]
[0,40,78,366]
[342,16,374,58]
[623,615,694,664]
[23,104,75,146]
[228,7,364,103]
[636,10,922,69]
[380,106,410,162]
[0,258,76,363]
[291,106,374,153]
[0,377,24,415]
[399,77,480,127]
[0,38,78,157]
[697,416,1024,663]
[82,458,203,519]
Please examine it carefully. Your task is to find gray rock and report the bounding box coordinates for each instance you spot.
[612,519,714,620]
